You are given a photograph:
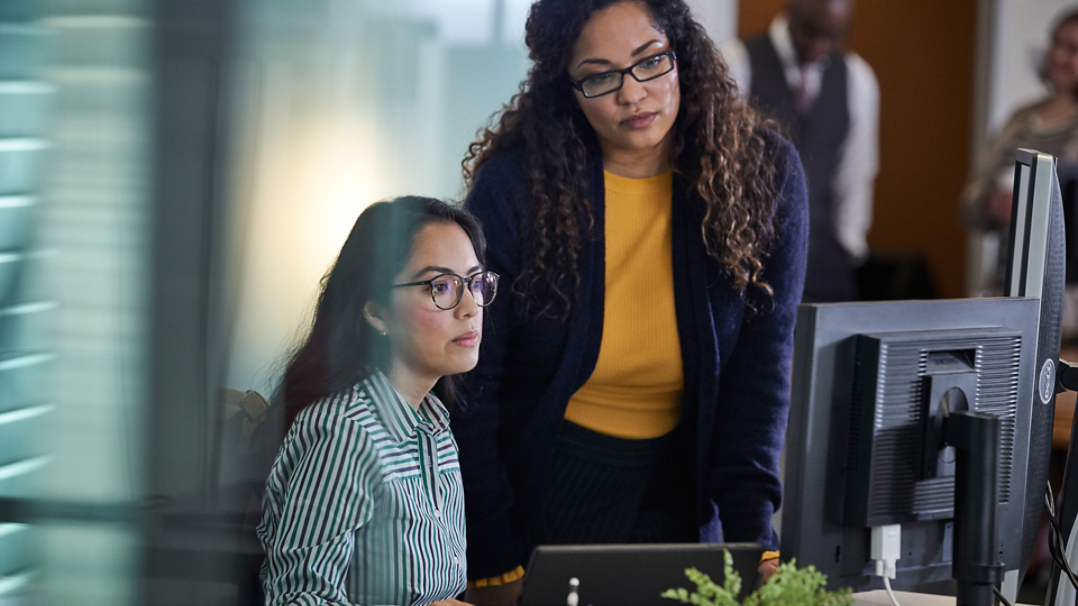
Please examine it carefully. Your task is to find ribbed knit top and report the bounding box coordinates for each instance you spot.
[563,170,683,439]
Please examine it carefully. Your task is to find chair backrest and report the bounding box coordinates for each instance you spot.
[221,388,268,441]
[218,388,275,606]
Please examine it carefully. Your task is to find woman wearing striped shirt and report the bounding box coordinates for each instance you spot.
[258,197,498,606]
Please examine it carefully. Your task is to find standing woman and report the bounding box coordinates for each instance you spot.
[258,197,498,606]
[453,1,808,604]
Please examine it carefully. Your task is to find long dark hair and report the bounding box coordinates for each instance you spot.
[275,196,486,430]
[463,0,779,319]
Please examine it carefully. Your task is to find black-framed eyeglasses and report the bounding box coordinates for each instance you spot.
[393,270,500,310]
[569,50,677,98]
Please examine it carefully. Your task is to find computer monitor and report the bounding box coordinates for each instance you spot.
[782,150,1065,603]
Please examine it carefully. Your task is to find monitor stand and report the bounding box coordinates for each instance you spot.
[945,410,1005,606]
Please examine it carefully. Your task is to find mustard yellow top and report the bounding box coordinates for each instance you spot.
[470,171,687,588]
[563,170,684,440]
[466,565,525,589]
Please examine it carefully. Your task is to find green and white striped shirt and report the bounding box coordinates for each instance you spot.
[258,372,467,605]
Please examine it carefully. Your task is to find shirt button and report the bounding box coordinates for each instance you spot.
[453,556,460,565]
[434,508,442,518]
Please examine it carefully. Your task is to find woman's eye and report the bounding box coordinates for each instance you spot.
[638,56,665,72]
[431,281,451,295]
[586,72,615,85]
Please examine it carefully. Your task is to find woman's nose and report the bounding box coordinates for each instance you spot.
[617,75,647,104]
[455,288,480,318]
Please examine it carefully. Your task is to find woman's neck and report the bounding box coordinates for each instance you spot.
[599,138,673,178]
[1036,90,1078,127]
[384,365,435,411]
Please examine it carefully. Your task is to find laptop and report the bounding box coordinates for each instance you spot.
[517,542,765,606]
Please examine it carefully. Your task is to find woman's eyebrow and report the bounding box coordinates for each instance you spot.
[412,265,484,278]
[412,265,455,279]
[631,39,662,57]
[576,57,612,69]
[575,40,662,70]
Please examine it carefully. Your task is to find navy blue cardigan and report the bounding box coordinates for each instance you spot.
[454,132,809,579]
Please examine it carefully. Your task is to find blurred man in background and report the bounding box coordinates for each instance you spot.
[725,0,879,302]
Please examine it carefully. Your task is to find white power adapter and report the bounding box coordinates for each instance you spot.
[871,524,903,606]
[871,523,902,579]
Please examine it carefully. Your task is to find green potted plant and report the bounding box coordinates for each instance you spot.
[661,551,854,606]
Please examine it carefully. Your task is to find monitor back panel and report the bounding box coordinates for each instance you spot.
[783,298,1041,591]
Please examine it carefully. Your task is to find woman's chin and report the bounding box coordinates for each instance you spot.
[438,351,480,378]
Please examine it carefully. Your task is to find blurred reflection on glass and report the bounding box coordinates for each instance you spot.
[0,1,50,605]
[2,0,152,604]
[3,0,535,605]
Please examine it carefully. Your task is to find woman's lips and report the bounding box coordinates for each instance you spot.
[452,330,480,347]
[622,111,657,129]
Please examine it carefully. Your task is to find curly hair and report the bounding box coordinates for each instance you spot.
[463,0,780,319]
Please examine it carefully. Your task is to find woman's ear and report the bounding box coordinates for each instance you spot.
[363,301,388,336]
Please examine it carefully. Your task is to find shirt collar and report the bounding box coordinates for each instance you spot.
[769,14,799,70]
[768,13,828,103]
[362,371,451,443]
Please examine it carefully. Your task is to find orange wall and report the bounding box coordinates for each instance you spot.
[737,1,977,299]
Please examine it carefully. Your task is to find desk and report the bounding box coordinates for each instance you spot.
[853,590,1033,605]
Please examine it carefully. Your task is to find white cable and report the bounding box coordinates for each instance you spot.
[882,576,902,606]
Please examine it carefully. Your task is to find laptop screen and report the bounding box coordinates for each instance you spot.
[517,542,764,606]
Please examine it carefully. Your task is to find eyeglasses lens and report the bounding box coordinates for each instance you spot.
[582,53,673,97]
[431,275,463,310]
[469,272,499,306]
[427,272,499,310]
[583,73,621,98]
[634,53,673,79]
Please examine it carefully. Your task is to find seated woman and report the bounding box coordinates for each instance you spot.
[257,196,498,606]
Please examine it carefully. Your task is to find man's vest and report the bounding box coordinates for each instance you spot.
[745,33,854,302]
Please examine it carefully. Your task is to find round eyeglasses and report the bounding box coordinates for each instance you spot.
[569,51,677,98]
[393,270,500,311]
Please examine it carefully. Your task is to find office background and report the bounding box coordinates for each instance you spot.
[0,0,1072,604]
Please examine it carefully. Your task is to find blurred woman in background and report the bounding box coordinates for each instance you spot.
[258,196,498,606]
[962,10,1078,296]
[452,1,809,603]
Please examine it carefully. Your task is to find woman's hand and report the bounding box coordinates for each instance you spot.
[464,578,524,606]
[758,557,779,585]
[429,599,474,606]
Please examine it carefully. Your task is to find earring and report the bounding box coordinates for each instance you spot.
[380,330,387,337]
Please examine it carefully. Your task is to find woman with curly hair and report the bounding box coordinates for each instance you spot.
[453,1,808,603]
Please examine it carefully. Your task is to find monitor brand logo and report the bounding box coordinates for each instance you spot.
[1040,358,1055,404]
